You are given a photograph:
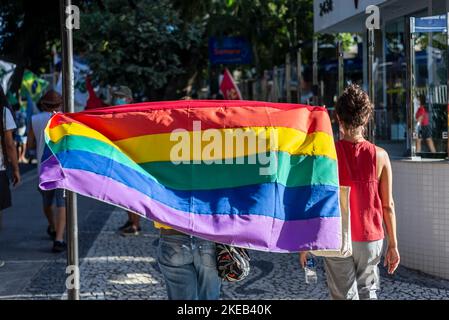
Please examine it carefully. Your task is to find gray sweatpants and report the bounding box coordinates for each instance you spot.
[323,240,384,300]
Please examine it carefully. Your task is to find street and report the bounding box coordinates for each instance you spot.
[1,168,449,300]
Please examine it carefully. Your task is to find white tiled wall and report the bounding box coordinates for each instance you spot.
[392,160,449,279]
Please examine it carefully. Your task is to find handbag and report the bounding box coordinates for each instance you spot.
[312,186,352,258]
[216,244,251,282]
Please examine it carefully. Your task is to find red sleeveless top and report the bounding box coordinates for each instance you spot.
[336,140,384,242]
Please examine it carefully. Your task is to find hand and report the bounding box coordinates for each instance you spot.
[384,246,400,275]
[299,251,309,269]
[12,168,21,187]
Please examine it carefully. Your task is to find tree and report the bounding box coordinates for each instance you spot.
[0,1,60,91]
[75,0,206,100]
[0,0,321,100]
[175,0,315,74]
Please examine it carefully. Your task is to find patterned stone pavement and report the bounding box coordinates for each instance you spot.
[4,173,449,300]
[54,210,449,300]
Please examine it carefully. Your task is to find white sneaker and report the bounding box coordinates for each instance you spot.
[0,260,5,268]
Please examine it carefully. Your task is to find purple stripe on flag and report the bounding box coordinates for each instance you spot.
[40,156,341,253]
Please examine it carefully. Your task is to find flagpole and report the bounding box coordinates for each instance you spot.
[59,0,80,300]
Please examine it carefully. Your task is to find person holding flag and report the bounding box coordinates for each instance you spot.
[300,85,400,300]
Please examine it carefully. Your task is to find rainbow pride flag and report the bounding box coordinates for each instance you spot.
[39,100,341,253]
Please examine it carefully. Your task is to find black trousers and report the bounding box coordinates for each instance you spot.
[0,170,12,211]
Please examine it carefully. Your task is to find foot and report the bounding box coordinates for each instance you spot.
[52,241,67,253]
[47,226,56,240]
[118,220,141,232]
[120,225,140,237]
[0,260,5,268]
[118,220,132,231]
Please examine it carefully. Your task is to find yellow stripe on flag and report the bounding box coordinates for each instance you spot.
[114,127,336,163]
[47,123,337,163]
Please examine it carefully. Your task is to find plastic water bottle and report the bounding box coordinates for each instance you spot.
[304,257,318,284]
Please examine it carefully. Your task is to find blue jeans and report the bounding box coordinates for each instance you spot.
[157,233,222,300]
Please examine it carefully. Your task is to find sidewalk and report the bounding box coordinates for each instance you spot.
[64,210,449,300]
[0,168,114,299]
[2,169,449,300]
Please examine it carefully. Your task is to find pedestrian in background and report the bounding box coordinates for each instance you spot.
[27,90,67,253]
[300,85,400,300]
[13,103,28,163]
[111,86,142,236]
[415,94,436,154]
[0,87,21,268]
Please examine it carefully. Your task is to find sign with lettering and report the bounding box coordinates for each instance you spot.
[412,15,447,33]
[319,0,333,17]
[209,37,252,65]
[314,0,387,33]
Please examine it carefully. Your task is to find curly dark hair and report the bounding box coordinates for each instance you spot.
[335,84,373,129]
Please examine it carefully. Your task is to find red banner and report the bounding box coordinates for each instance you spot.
[219,68,242,100]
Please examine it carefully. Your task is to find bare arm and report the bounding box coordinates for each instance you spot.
[377,147,400,274]
[4,129,20,186]
[299,252,308,268]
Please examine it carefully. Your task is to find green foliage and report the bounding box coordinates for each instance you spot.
[336,33,357,52]
[0,0,321,98]
[75,0,317,97]
[199,0,315,72]
[75,0,205,98]
[0,1,60,90]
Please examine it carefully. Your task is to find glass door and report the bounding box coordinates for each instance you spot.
[410,14,449,158]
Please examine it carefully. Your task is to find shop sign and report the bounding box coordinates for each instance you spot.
[209,37,253,65]
[319,0,334,17]
[412,15,447,33]
[314,0,387,33]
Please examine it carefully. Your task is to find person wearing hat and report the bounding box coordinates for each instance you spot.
[27,90,67,253]
[110,85,142,236]
[111,86,133,106]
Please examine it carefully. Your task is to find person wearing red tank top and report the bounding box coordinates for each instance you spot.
[300,85,400,300]
[415,94,436,153]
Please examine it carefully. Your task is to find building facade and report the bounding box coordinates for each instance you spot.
[314,0,449,279]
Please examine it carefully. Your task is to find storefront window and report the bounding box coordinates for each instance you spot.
[375,18,408,158]
[412,15,448,158]
[319,38,364,141]
[375,7,449,159]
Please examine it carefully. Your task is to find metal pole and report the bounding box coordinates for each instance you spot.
[273,66,279,102]
[59,0,79,300]
[446,12,449,158]
[337,40,344,97]
[406,17,416,158]
[313,36,319,106]
[367,28,376,143]
[297,46,303,104]
[285,53,291,103]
